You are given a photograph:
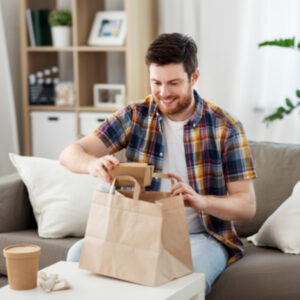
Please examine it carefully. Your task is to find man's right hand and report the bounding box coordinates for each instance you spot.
[59,134,117,180]
[88,155,120,182]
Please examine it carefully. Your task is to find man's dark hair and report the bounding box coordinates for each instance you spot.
[145,33,198,78]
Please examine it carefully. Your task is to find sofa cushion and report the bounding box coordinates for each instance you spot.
[234,141,300,237]
[9,153,110,238]
[0,230,80,276]
[0,275,7,288]
[0,173,36,233]
[207,239,300,300]
[247,180,300,254]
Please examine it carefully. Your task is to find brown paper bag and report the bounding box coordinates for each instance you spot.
[79,175,193,286]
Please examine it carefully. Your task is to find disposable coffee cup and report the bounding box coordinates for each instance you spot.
[3,244,41,290]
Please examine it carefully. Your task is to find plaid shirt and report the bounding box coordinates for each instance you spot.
[93,90,256,266]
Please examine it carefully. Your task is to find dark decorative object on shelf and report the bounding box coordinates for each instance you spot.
[28,67,59,105]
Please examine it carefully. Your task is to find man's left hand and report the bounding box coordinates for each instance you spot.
[167,172,207,211]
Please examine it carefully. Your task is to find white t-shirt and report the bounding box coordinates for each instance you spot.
[160,115,205,234]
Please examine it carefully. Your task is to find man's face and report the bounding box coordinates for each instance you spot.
[149,63,198,120]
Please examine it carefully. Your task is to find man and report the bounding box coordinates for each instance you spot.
[60,33,256,295]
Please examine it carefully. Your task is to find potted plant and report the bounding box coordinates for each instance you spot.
[259,37,300,125]
[49,10,72,47]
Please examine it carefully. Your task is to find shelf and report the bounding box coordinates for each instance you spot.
[21,0,158,156]
[29,106,76,111]
[77,46,127,52]
[27,46,74,52]
[28,106,118,113]
[26,46,127,52]
[79,106,118,112]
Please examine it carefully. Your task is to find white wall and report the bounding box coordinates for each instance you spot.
[196,0,300,144]
[0,0,20,176]
[1,0,22,148]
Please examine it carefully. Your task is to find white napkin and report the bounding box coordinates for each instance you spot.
[38,271,71,292]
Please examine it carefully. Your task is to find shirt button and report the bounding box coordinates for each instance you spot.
[193,123,196,128]
[160,152,163,156]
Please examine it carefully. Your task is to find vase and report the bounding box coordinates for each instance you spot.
[51,26,72,47]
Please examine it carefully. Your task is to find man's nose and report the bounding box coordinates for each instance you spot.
[160,85,171,98]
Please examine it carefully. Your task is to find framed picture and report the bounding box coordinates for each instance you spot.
[93,84,126,109]
[88,11,126,46]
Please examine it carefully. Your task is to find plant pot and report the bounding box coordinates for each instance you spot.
[51,26,72,47]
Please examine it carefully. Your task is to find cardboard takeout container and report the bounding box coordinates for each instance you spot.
[3,244,41,290]
[108,162,154,187]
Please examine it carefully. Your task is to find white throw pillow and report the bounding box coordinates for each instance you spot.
[9,153,110,238]
[247,180,300,254]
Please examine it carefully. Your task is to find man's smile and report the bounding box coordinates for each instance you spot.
[160,97,177,105]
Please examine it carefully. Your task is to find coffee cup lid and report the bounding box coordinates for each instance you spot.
[3,244,41,259]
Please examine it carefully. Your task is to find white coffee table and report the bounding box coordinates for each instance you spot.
[0,261,205,300]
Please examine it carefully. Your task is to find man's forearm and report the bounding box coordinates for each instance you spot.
[169,173,256,221]
[203,192,256,221]
[59,143,98,174]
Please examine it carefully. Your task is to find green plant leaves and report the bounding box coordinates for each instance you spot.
[49,10,72,27]
[285,98,294,109]
[258,37,295,48]
[277,106,286,114]
[263,93,300,125]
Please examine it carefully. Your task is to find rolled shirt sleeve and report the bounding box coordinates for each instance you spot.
[93,105,133,154]
[222,121,256,182]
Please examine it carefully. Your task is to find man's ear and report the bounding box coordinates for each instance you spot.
[191,69,200,85]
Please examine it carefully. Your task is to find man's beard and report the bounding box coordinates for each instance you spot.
[153,90,193,117]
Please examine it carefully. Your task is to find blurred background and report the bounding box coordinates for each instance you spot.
[1,0,300,176]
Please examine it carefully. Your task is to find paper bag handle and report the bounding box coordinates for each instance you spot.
[152,173,176,186]
[110,175,141,200]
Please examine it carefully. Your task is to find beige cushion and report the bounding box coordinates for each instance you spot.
[247,180,300,254]
[9,153,110,238]
[234,141,300,237]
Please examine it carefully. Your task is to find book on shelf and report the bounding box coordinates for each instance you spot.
[26,9,35,46]
[26,9,52,46]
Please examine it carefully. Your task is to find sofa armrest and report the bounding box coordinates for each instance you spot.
[0,173,36,233]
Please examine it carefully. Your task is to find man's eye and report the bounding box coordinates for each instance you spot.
[170,82,178,86]
[153,82,161,86]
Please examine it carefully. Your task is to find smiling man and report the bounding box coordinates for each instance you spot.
[60,33,256,295]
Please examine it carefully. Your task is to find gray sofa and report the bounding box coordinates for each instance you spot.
[1,141,300,299]
[0,173,80,287]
